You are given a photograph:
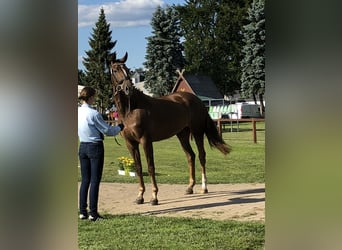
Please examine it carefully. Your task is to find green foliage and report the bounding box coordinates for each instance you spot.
[177,0,251,96]
[177,0,218,74]
[240,0,265,102]
[78,69,87,86]
[82,8,116,113]
[78,215,265,249]
[144,6,185,97]
[78,122,265,184]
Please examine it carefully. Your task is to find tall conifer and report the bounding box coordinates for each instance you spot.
[82,8,116,113]
[144,6,185,97]
[240,0,265,111]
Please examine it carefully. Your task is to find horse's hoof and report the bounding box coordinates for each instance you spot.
[135,198,144,204]
[185,188,193,194]
[150,199,158,206]
[201,189,208,194]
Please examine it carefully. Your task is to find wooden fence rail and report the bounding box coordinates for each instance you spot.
[213,118,265,143]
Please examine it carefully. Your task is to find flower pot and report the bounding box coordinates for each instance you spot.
[118,170,125,175]
[129,172,136,177]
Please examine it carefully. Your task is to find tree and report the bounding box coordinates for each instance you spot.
[240,0,265,113]
[177,0,250,97]
[144,6,185,97]
[78,69,87,86]
[82,8,116,113]
[215,0,250,95]
[177,0,218,75]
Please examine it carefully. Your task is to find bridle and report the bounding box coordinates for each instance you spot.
[110,62,134,115]
[111,63,133,96]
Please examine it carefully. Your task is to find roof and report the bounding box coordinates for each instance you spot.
[172,72,223,100]
[134,81,153,96]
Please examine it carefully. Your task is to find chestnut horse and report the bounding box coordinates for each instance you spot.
[110,52,231,205]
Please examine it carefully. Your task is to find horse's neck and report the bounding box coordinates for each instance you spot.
[114,96,129,117]
[114,89,149,117]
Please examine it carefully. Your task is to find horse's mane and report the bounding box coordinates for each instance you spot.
[114,84,152,116]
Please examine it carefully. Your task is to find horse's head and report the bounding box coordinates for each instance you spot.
[110,52,133,97]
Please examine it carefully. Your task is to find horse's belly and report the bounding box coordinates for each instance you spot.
[151,132,178,142]
[150,122,186,142]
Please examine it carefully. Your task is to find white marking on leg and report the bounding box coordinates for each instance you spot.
[201,173,207,190]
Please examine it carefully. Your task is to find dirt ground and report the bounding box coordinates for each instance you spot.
[80,182,265,222]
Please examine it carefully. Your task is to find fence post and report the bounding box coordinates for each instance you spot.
[252,119,257,143]
[217,119,222,137]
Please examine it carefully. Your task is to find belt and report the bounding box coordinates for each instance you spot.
[80,141,103,144]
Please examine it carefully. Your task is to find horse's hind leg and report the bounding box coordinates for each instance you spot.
[194,134,208,194]
[177,128,196,194]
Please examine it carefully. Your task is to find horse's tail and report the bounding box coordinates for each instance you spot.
[205,114,232,155]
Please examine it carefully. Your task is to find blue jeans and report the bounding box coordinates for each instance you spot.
[79,142,104,217]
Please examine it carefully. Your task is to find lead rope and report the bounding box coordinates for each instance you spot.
[114,136,121,146]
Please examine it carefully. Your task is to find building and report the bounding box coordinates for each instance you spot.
[171,70,224,106]
[133,81,153,96]
[131,70,145,84]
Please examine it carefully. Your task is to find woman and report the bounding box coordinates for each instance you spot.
[78,86,124,221]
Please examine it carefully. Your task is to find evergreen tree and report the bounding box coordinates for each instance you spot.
[240,0,265,112]
[78,69,87,86]
[144,6,185,97]
[82,8,116,113]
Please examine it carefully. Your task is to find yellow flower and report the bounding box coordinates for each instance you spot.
[117,156,135,172]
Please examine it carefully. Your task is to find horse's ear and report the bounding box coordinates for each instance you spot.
[118,52,128,63]
[109,52,116,63]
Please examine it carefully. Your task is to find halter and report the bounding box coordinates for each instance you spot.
[111,63,133,96]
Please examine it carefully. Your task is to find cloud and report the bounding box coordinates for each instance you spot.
[78,0,164,28]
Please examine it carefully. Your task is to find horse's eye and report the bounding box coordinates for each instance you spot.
[124,85,130,95]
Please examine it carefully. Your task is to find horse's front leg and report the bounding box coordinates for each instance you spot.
[142,139,158,205]
[126,140,145,204]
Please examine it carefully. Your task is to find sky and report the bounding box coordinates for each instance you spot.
[78,0,186,71]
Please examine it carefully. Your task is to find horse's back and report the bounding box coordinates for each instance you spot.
[125,94,190,142]
[162,92,209,132]
[162,91,201,103]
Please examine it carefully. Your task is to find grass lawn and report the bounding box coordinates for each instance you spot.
[78,214,265,250]
[78,122,265,249]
